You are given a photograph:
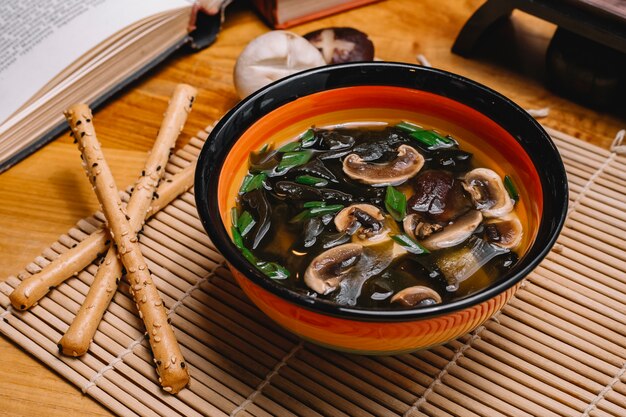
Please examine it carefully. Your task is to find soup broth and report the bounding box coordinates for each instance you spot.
[230,121,526,309]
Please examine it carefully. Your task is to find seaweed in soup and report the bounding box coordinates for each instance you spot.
[231,123,523,308]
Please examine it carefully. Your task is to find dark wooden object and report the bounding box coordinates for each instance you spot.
[452,0,626,56]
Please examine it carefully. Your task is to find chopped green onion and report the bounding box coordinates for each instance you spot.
[296,175,328,187]
[231,226,244,249]
[256,261,290,279]
[277,141,301,152]
[239,172,267,194]
[390,234,430,255]
[504,175,519,202]
[300,129,316,147]
[396,121,423,133]
[230,207,239,227]
[290,204,344,223]
[385,186,407,222]
[303,201,326,208]
[241,248,258,264]
[277,150,313,171]
[309,204,343,216]
[237,210,256,237]
[410,130,455,148]
[233,225,259,264]
[396,121,455,149]
[233,221,290,279]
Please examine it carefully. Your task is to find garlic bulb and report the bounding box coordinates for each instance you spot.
[234,31,326,99]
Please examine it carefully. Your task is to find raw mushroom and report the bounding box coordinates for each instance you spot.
[462,168,514,218]
[420,210,483,251]
[304,243,363,295]
[334,203,388,245]
[303,27,374,64]
[343,144,424,186]
[391,286,442,307]
[484,213,523,249]
[234,31,326,99]
[403,213,442,240]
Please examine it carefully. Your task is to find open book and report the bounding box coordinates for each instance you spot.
[0,0,224,172]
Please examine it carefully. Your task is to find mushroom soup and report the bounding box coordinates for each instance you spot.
[230,122,526,308]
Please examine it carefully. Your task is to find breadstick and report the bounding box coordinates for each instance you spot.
[59,85,197,356]
[65,104,189,393]
[8,155,196,311]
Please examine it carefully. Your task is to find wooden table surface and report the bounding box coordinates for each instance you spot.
[1,1,624,415]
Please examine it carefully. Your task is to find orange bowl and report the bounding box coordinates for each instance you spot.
[195,62,568,354]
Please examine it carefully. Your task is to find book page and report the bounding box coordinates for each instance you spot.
[0,0,191,124]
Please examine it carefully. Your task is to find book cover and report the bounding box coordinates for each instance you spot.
[251,0,382,29]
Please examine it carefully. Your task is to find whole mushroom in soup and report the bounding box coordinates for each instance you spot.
[407,170,472,223]
[343,144,424,186]
[304,243,363,295]
[304,27,374,64]
[462,168,514,218]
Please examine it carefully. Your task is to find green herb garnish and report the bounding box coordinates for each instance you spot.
[277,141,301,152]
[256,261,290,280]
[290,204,344,223]
[232,225,244,249]
[396,121,455,149]
[390,234,430,255]
[241,248,258,264]
[237,210,256,237]
[239,172,267,194]
[296,175,328,187]
[396,121,423,133]
[233,226,289,278]
[410,130,455,148]
[233,226,258,263]
[504,175,519,202]
[300,129,316,147]
[230,207,239,227]
[303,201,326,208]
[276,150,313,172]
[385,186,407,222]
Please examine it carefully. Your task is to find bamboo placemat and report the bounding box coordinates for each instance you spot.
[1,124,625,417]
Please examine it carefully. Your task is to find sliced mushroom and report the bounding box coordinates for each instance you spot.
[304,243,363,295]
[343,144,424,186]
[462,168,514,218]
[484,213,523,249]
[420,210,483,251]
[403,213,443,240]
[334,203,399,246]
[391,286,442,307]
[335,204,384,234]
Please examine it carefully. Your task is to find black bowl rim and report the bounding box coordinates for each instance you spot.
[195,61,569,322]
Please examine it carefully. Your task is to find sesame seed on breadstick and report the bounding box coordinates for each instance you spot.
[8,150,196,312]
[65,104,189,393]
[9,229,109,310]
[59,84,197,357]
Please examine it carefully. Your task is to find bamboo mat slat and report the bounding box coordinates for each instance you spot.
[1,124,625,417]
